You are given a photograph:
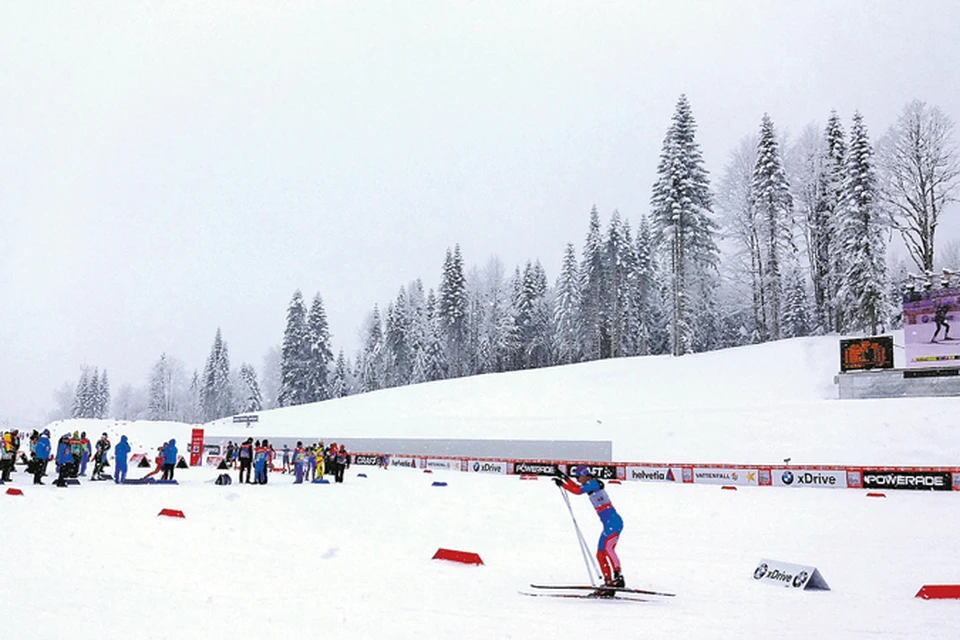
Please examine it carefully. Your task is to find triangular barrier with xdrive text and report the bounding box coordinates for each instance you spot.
[752,558,830,591]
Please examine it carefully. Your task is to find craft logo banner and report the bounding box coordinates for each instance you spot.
[903,287,960,368]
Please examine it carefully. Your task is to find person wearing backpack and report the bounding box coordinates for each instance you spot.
[238,438,253,484]
[92,433,111,480]
[33,429,51,485]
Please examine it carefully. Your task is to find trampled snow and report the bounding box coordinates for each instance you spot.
[4,335,960,639]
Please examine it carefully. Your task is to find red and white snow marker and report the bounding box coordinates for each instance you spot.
[432,548,484,565]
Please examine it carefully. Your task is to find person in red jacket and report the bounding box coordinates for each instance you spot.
[554,464,625,597]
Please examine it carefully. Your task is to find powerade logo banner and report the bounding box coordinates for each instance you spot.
[693,468,759,486]
[773,469,847,488]
[353,455,381,466]
[862,470,952,491]
[389,456,417,469]
[627,466,678,483]
[514,462,560,476]
[470,460,506,475]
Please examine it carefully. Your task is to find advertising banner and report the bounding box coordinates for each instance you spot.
[862,469,952,491]
[189,428,204,467]
[626,466,680,483]
[469,460,507,475]
[555,463,618,479]
[772,469,847,489]
[426,458,459,471]
[513,462,561,476]
[388,456,417,469]
[353,454,382,466]
[903,287,960,368]
[693,468,759,486]
[753,558,830,591]
[840,336,894,371]
[205,455,224,468]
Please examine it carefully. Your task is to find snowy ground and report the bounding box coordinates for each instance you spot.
[5,335,960,638]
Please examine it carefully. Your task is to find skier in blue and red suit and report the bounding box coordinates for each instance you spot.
[554,464,625,596]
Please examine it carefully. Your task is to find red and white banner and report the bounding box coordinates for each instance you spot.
[190,428,204,467]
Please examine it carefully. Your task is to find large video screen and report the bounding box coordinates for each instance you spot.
[903,286,960,368]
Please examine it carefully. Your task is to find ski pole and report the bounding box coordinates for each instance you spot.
[558,483,602,586]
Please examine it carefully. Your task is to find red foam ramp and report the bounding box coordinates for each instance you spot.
[6,487,23,496]
[432,548,484,565]
[520,474,538,480]
[158,508,185,518]
[721,485,737,491]
[916,585,960,599]
[423,469,433,474]
[866,492,886,498]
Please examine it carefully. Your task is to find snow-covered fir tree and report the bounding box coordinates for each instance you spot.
[650,94,720,355]
[305,293,334,401]
[385,288,412,387]
[749,113,795,341]
[553,243,583,364]
[200,328,233,421]
[838,111,888,335]
[781,267,812,338]
[605,211,638,358]
[278,290,311,407]
[579,205,606,361]
[148,354,176,420]
[237,363,262,412]
[359,305,385,392]
[329,349,350,398]
[438,245,468,377]
[818,112,848,332]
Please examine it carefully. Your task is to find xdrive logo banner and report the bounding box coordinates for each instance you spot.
[862,470,952,491]
[627,466,678,483]
[752,558,831,591]
[773,469,846,488]
[470,461,506,475]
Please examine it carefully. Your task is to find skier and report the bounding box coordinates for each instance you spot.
[55,434,73,487]
[282,444,291,473]
[33,429,51,485]
[292,441,305,484]
[0,431,13,482]
[79,431,91,476]
[92,433,111,480]
[238,438,253,484]
[931,304,952,342]
[114,435,131,484]
[554,464,625,597]
[161,439,178,481]
[253,440,267,484]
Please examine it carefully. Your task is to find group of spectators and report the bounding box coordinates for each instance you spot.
[223,439,352,484]
[1,428,128,486]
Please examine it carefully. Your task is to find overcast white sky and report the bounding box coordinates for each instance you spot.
[2,1,958,424]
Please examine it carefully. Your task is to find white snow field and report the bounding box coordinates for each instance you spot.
[5,335,960,639]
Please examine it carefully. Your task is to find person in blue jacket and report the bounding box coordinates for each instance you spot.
[161,439,178,481]
[33,429,51,485]
[114,435,131,484]
[554,464,625,597]
[55,434,73,487]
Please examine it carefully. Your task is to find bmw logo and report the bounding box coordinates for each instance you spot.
[782,471,794,485]
[753,563,768,580]
[793,571,808,588]
[472,462,480,472]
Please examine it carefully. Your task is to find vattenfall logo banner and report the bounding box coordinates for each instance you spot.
[693,468,759,485]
